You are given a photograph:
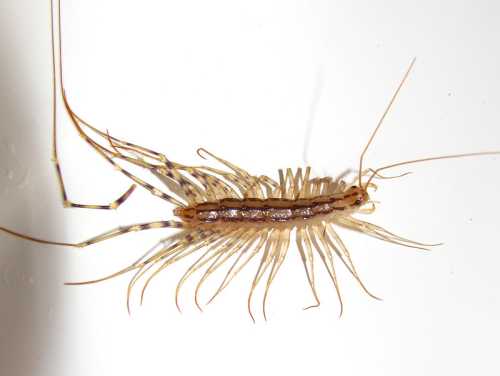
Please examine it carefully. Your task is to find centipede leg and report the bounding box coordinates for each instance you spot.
[0,220,185,248]
[247,230,278,322]
[53,1,187,209]
[308,226,344,318]
[50,0,138,211]
[207,231,268,304]
[296,226,321,310]
[262,229,290,321]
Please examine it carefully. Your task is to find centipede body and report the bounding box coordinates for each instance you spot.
[0,0,499,323]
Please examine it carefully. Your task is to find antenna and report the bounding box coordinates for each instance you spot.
[358,58,416,187]
[365,151,500,188]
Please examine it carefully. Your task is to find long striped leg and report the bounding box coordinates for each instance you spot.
[65,229,214,314]
[66,229,207,287]
[67,228,211,314]
[77,220,185,247]
[50,1,137,211]
[55,9,186,209]
[63,96,187,207]
[73,111,166,163]
[0,220,184,248]
[64,232,190,287]
[152,164,209,205]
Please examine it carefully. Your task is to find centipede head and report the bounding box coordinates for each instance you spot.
[174,207,196,222]
[345,185,370,207]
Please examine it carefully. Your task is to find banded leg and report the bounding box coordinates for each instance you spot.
[0,220,184,248]
[155,159,207,205]
[153,165,208,205]
[66,228,213,316]
[63,96,187,207]
[54,156,136,209]
[77,220,185,247]
[242,174,278,199]
[199,170,241,200]
[50,1,136,211]
[56,21,186,211]
[75,111,167,163]
[65,229,208,287]
[65,229,216,314]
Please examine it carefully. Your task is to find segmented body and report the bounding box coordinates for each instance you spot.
[0,104,431,321]
[174,168,366,226]
[69,144,424,321]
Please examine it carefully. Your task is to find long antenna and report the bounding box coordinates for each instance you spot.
[50,0,57,162]
[358,57,416,187]
[365,151,500,188]
[302,67,324,167]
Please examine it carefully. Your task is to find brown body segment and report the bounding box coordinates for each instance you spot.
[174,188,366,225]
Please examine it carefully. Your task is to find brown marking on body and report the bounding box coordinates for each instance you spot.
[174,186,368,225]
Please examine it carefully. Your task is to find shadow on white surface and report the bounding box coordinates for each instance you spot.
[0,2,68,375]
[1,1,500,376]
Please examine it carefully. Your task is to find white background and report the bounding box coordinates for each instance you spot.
[1,1,499,375]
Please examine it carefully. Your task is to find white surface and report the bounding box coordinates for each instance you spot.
[1,1,499,375]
